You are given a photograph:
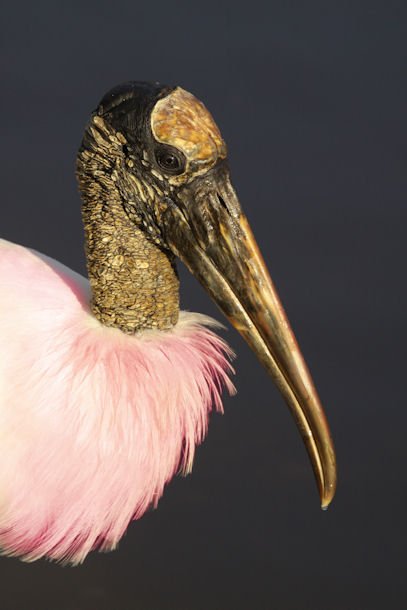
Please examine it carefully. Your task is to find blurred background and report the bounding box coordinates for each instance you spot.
[1,1,406,608]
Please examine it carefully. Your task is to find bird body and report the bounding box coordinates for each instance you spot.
[0,238,233,563]
[0,81,336,564]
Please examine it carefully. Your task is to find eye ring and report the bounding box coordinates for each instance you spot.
[155,144,186,175]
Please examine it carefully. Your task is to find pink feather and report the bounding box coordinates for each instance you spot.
[0,239,235,564]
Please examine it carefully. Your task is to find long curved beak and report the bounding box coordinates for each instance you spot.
[162,162,337,508]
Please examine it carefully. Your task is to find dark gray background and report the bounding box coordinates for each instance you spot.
[1,1,406,609]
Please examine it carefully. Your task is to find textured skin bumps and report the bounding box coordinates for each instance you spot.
[77,116,180,333]
[77,87,227,333]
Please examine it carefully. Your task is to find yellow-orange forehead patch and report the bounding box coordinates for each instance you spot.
[151,88,226,166]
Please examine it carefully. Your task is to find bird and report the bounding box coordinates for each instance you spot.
[0,81,336,565]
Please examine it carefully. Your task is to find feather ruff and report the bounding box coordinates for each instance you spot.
[0,240,234,564]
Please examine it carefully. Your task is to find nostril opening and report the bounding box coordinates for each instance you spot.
[217,193,229,213]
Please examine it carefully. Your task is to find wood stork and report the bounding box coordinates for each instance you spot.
[0,82,336,564]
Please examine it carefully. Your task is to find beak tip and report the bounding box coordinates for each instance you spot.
[320,483,336,511]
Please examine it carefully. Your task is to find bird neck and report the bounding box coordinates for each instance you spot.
[76,117,179,334]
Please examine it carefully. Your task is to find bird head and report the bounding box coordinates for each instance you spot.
[78,81,336,508]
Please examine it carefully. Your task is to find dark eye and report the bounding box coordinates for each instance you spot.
[155,145,186,175]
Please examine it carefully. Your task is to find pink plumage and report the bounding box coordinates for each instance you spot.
[0,239,234,564]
